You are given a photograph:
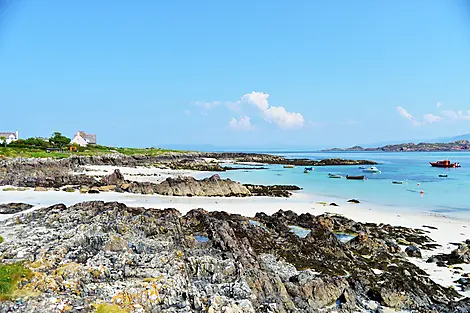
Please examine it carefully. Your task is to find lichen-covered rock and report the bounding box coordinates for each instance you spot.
[0,202,465,312]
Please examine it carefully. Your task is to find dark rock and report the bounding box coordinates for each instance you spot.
[422,225,438,230]
[329,202,339,206]
[428,242,470,265]
[243,184,301,197]
[347,199,360,203]
[100,169,125,186]
[405,245,422,258]
[0,203,33,214]
[456,277,470,291]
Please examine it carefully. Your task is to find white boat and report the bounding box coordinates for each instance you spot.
[362,166,381,173]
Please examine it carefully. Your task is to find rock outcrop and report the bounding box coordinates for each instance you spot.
[0,202,466,312]
[124,174,252,197]
[0,203,33,214]
[428,240,470,265]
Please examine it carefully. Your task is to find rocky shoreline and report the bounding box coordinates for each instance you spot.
[0,152,375,198]
[0,201,468,312]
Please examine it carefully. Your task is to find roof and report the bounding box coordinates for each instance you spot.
[0,132,17,139]
[84,134,96,144]
[76,131,96,144]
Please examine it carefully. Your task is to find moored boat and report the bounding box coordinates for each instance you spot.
[303,169,310,173]
[430,160,461,168]
[362,166,381,173]
[328,173,342,178]
[438,174,448,178]
[392,181,403,184]
[346,175,364,180]
[283,165,295,168]
[304,167,313,171]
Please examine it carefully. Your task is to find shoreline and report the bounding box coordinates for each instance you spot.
[1,186,470,297]
[2,163,470,300]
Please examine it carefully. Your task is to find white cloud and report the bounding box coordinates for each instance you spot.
[396,106,441,126]
[228,116,253,131]
[240,92,270,111]
[441,110,470,121]
[193,101,220,110]
[436,102,442,108]
[239,91,305,129]
[423,113,441,124]
[194,91,305,129]
[396,106,415,120]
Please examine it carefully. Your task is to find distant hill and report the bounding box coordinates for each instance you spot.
[324,140,470,152]
[433,133,470,143]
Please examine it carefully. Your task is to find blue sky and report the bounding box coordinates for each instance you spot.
[1,0,470,149]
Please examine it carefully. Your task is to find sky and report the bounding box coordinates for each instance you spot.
[1,0,470,149]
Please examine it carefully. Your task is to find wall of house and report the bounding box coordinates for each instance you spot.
[6,135,16,144]
[1,134,17,145]
[71,135,88,147]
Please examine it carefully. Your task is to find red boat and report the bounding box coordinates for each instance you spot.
[429,160,461,168]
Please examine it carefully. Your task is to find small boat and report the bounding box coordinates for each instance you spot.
[328,173,342,179]
[358,166,366,169]
[283,165,295,168]
[392,181,403,184]
[304,167,313,171]
[304,169,310,173]
[438,174,448,178]
[430,160,461,168]
[362,166,381,173]
[346,175,364,180]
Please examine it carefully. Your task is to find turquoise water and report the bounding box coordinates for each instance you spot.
[216,152,470,218]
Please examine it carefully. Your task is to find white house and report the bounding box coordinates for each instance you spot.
[71,131,97,147]
[0,131,19,144]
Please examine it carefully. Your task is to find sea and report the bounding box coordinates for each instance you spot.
[215,152,470,219]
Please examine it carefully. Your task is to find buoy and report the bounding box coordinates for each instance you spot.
[417,183,420,186]
[420,190,424,194]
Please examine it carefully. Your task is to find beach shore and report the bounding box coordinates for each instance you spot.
[2,183,470,299]
[1,162,470,302]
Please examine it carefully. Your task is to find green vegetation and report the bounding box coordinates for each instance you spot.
[2,187,29,191]
[94,303,129,313]
[0,236,3,244]
[0,145,189,159]
[48,132,71,149]
[0,131,191,159]
[0,263,33,300]
[0,137,6,148]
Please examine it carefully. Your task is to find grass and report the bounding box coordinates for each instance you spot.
[0,236,3,244]
[94,304,129,313]
[2,187,29,192]
[0,263,33,300]
[0,145,190,159]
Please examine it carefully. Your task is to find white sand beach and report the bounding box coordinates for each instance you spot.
[1,164,470,298]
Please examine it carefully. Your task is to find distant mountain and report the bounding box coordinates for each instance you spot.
[432,133,470,143]
[324,140,470,152]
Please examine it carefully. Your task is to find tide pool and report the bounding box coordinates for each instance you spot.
[216,152,470,219]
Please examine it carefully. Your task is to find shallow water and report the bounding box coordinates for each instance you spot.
[217,152,470,219]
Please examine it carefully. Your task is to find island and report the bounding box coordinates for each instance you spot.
[324,140,470,152]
